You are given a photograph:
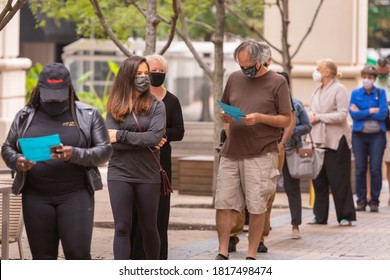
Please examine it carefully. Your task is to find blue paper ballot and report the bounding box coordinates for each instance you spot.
[18,134,61,162]
[216,100,246,121]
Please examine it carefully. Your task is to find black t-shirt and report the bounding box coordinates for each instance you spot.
[23,109,87,195]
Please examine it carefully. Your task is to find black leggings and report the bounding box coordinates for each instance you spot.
[131,193,171,260]
[22,188,94,260]
[108,180,160,260]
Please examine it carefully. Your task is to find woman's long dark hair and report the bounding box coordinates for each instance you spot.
[107,56,154,122]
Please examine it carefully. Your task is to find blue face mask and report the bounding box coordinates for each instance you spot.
[241,63,260,79]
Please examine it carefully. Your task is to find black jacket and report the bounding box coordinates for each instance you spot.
[1,101,113,194]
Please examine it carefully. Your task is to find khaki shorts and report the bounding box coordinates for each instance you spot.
[215,153,279,214]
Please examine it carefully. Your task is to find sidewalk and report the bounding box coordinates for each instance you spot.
[6,166,390,260]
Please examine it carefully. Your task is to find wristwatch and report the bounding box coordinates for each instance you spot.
[280,140,287,147]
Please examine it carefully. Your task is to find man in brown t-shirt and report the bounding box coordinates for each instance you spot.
[215,39,292,260]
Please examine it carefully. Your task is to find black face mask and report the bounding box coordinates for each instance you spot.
[241,63,260,79]
[40,99,69,116]
[150,72,166,87]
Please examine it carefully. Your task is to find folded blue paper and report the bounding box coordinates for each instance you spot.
[18,134,61,162]
[216,100,246,121]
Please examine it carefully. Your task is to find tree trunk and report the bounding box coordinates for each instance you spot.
[145,0,158,55]
[211,0,225,205]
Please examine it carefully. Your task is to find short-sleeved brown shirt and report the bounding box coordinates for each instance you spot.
[220,69,291,158]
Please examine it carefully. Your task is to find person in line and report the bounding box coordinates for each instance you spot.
[349,65,387,212]
[375,57,390,206]
[278,72,312,239]
[308,58,356,226]
[228,44,293,254]
[106,56,166,260]
[131,54,185,260]
[1,63,112,259]
[215,39,292,260]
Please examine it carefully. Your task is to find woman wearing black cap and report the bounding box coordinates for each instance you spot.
[1,63,113,259]
[349,65,388,212]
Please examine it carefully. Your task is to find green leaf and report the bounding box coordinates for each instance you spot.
[77,70,93,84]
[108,61,119,76]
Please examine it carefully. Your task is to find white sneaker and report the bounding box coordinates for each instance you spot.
[291,228,301,239]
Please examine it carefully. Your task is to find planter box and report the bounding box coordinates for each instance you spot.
[178,155,214,196]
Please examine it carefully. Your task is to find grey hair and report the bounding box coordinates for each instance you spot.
[233,39,267,65]
[258,42,271,60]
[145,54,168,72]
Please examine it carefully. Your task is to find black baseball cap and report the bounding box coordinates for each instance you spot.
[38,63,71,101]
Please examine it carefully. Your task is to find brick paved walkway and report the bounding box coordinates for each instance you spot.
[5,166,390,260]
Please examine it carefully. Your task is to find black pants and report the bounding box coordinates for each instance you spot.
[312,136,356,223]
[22,187,94,260]
[282,158,302,226]
[131,193,171,260]
[108,180,160,260]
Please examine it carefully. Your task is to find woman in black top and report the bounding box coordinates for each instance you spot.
[132,54,185,260]
[106,56,167,260]
[1,63,112,259]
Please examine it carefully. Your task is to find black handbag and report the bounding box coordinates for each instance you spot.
[384,111,390,131]
[132,112,172,196]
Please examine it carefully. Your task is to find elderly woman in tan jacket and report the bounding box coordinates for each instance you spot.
[308,58,356,226]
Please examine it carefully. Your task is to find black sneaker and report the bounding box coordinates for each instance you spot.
[356,202,366,211]
[257,241,268,253]
[228,236,239,253]
[370,203,379,212]
[215,253,229,260]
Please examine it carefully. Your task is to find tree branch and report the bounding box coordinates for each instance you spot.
[187,19,215,32]
[158,0,178,55]
[175,0,212,78]
[0,0,26,31]
[90,0,132,57]
[124,0,146,17]
[275,0,284,21]
[291,0,324,58]
[144,0,158,55]
[0,0,13,22]
[226,5,282,55]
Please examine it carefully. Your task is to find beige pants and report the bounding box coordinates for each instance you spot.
[230,144,285,240]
